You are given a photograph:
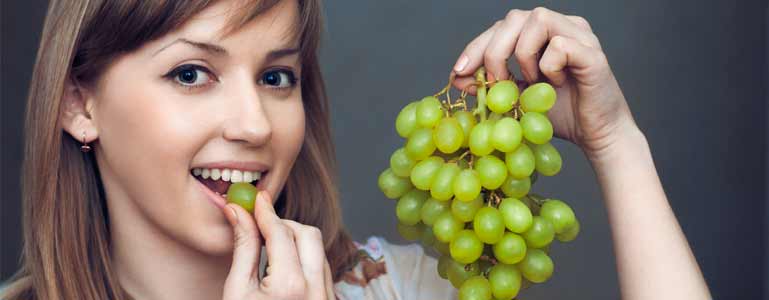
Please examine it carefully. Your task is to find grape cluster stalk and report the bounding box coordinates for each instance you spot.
[378,67,581,300]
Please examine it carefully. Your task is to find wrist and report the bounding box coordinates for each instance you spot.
[583,122,649,168]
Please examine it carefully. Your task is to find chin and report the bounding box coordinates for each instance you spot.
[186,222,237,257]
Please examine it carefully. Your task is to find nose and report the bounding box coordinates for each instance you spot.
[222,76,272,146]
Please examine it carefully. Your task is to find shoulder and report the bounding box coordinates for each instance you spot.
[334,236,455,300]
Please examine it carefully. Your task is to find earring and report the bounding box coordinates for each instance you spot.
[80,131,91,153]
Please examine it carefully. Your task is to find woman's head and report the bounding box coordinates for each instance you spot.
[5,0,355,299]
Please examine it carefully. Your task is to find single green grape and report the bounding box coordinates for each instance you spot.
[458,275,492,300]
[433,211,465,243]
[430,162,460,201]
[417,96,443,128]
[499,176,531,199]
[410,156,443,190]
[420,224,437,246]
[486,80,519,114]
[437,254,452,279]
[451,194,484,222]
[434,117,465,154]
[475,155,507,190]
[397,222,423,241]
[405,128,436,161]
[472,206,505,244]
[531,142,562,176]
[491,117,523,153]
[395,101,418,138]
[450,230,484,264]
[556,219,580,242]
[454,111,477,148]
[469,120,495,156]
[540,199,577,234]
[434,240,451,256]
[420,197,451,226]
[488,263,522,300]
[396,189,428,225]
[377,168,413,199]
[518,248,554,283]
[498,197,533,233]
[453,169,482,202]
[493,232,527,264]
[520,82,556,113]
[226,182,258,213]
[520,112,553,145]
[505,143,536,179]
[522,216,555,249]
[447,260,480,289]
[389,147,416,177]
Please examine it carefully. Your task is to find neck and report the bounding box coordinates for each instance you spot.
[109,196,232,300]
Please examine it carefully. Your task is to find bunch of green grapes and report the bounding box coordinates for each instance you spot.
[378,68,580,300]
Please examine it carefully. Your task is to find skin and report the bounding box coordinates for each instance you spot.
[58,2,710,300]
[60,1,333,299]
[453,7,711,299]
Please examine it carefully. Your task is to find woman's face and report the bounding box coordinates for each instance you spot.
[85,0,304,255]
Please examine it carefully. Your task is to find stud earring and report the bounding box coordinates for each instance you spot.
[80,131,91,153]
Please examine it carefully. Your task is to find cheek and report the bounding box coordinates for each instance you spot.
[274,100,306,158]
[97,82,198,186]
[268,98,306,188]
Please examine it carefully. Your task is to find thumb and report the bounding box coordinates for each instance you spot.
[223,203,262,286]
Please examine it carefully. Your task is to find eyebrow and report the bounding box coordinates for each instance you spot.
[152,38,301,61]
[153,38,227,57]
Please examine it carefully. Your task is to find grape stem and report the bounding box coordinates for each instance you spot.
[473,67,488,121]
[454,150,472,163]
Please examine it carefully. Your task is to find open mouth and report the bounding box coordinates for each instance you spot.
[191,168,264,197]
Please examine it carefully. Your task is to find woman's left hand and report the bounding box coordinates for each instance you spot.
[452,7,639,161]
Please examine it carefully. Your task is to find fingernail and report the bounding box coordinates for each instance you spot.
[454,55,469,73]
[228,205,238,225]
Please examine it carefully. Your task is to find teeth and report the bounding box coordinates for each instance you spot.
[231,170,243,183]
[193,167,262,183]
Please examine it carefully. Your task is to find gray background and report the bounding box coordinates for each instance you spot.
[2,1,767,299]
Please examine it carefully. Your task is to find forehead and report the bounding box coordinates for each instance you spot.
[148,0,300,54]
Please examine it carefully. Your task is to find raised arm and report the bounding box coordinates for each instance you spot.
[451,7,711,299]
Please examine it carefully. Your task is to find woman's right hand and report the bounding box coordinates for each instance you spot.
[220,191,336,300]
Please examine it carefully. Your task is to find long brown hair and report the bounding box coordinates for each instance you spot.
[1,0,357,299]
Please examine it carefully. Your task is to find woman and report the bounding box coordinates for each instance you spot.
[1,0,711,299]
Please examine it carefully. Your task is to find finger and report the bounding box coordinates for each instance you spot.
[515,7,600,82]
[253,191,305,290]
[323,259,335,299]
[566,15,593,32]
[483,9,530,82]
[538,35,608,87]
[222,203,263,286]
[453,21,502,76]
[283,220,327,299]
[452,75,478,95]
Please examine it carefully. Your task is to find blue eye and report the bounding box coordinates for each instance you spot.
[259,69,296,89]
[166,64,215,88]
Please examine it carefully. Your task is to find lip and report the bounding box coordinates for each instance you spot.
[194,175,227,210]
[192,161,270,173]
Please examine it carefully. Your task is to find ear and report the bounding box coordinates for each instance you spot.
[59,78,98,144]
